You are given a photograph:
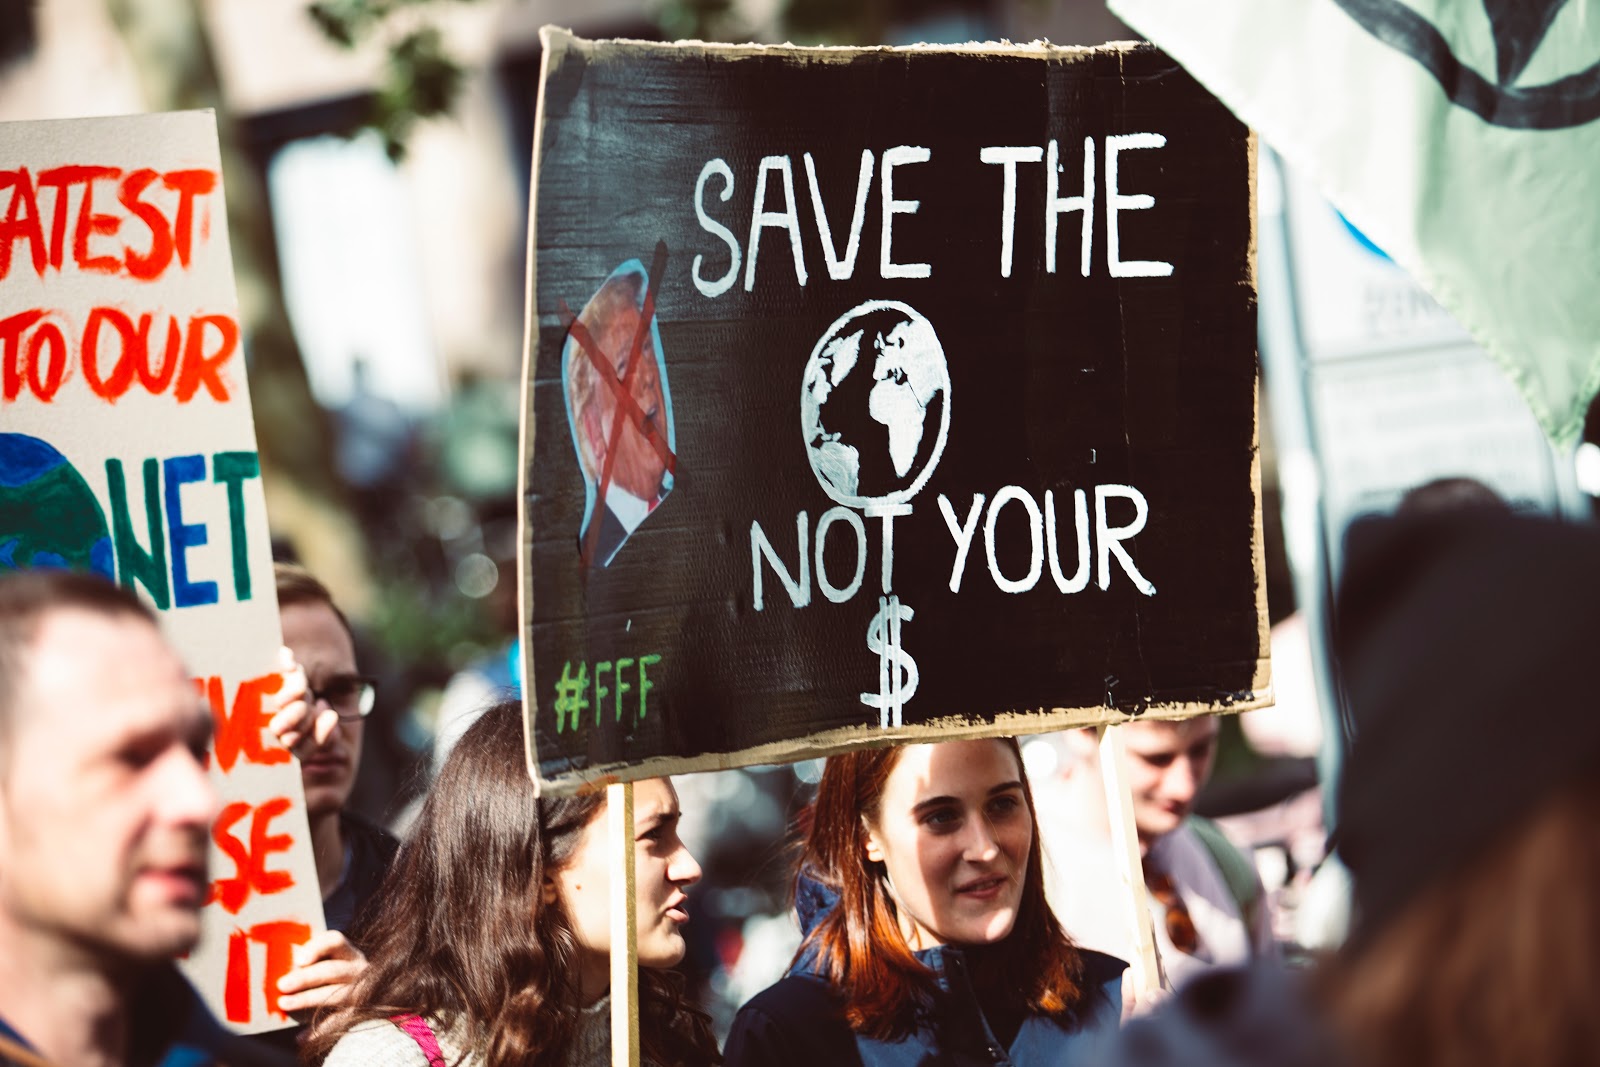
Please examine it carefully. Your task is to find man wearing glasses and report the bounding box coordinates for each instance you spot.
[268,564,398,1020]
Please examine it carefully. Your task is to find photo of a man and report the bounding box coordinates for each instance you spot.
[561,259,677,567]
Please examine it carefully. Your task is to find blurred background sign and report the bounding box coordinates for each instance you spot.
[1275,155,1583,576]
[1256,147,1585,795]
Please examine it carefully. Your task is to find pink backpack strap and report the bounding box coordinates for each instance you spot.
[390,1014,446,1067]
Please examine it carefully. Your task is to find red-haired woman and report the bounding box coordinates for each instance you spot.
[724,737,1126,1066]
[301,701,720,1067]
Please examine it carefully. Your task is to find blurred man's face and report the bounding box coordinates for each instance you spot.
[0,610,215,963]
[1122,718,1220,849]
[281,601,364,819]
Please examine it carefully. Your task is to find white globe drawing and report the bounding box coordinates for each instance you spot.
[800,300,951,508]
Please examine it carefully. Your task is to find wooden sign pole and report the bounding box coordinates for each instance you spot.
[1097,725,1165,999]
[608,781,640,1067]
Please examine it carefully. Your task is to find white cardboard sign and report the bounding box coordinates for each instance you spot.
[0,111,324,1032]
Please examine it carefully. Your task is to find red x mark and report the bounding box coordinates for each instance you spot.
[559,241,677,569]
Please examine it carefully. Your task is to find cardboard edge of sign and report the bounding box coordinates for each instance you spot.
[529,692,1274,797]
[519,32,558,794]
[1246,126,1274,725]
[536,25,1154,67]
[518,28,1275,797]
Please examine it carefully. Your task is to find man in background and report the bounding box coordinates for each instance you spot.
[1036,717,1273,989]
[0,569,285,1066]
[268,564,398,1018]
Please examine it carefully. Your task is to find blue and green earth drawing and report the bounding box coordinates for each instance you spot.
[0,432,115,578]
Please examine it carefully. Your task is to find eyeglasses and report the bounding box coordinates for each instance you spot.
[308,674,378,721]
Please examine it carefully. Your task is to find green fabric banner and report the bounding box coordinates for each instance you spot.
[1112,0,1600,448]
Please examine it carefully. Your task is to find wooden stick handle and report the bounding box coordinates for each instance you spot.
[1097,724,1165,998]
[609,781,640,1067]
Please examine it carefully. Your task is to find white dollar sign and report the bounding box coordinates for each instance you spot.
[860,595,918,728]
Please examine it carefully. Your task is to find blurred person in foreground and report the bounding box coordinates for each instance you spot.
[724,737,1126,1067]
[302,700,718,1066]
[1108,510,1600,1067]
[1037,720,1273,990]
[0,570,287,1067]
[263,565,398,1023]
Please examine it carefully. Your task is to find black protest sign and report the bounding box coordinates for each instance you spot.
[521,31,1268,790]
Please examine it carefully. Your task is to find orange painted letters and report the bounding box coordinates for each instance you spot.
[207,796,297,915]
[224,921,313,1023]
[199,671,290,773]
[2,309,237,404]
[0,165,217,281]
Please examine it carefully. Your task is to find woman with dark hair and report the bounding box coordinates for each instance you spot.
[724,737,1126,1066]
[301,700,719,1067]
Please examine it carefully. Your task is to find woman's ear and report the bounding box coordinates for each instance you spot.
[541,873,559,906]
[862,817,886,864]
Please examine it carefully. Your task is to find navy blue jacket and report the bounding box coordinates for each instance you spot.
[724,942,1126,1067]
[0,965,293,1067]
[1106,964,1343,1067]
